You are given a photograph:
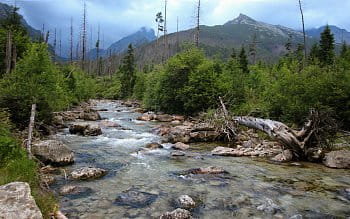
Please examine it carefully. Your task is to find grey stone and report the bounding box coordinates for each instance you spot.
[0,182,43,219]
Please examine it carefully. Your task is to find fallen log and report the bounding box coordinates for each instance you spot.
[218,97,337,159]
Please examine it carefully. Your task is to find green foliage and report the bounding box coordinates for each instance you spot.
[144,48,206,114]
[96,76,122,100]
[319,25,335,66]
[119,44,136,99]
[0,43,70,127]
[0,111,56,218]
[133,71,146,100]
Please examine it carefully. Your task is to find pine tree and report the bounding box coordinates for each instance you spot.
[340,41,348,59]
[308,43,320,64]
[239,47,249,73]
[319,25,335,65]
[119,44,136,98]
[231,48,237,59]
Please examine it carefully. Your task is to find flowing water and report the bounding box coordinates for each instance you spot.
[53,100,350,219]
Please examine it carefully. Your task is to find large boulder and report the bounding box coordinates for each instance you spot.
[69,123,102,136]
[0,182,43,219]
[323,150,350,169]
[32,140,74,166]
[160,208,192,219]
[71,167,107,180]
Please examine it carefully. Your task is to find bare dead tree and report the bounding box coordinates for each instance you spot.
[195,0,201,47]
[70,17,74,64]
[53,28,57,62]
[81,0,87,69]
[26,104,36,159]
[5,31,13,74]
[176,16,180,53]
[45,30,50,44]
[59,29,62,57]
[298,0,307,64]
[96,23,101,76]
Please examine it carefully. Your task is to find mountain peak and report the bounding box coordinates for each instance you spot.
[225,13,257,25]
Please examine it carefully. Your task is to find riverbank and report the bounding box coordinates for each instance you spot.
[48,100,350,218]
[2,99,349,218]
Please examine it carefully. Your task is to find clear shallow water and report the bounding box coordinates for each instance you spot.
[54,101,350,219]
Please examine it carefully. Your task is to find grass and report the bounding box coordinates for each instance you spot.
[0,156,57,218]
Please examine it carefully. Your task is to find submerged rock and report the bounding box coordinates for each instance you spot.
[171,151,186,157]
[323,150,350,169]
[177,195,196,210]
[146,142,164,150]
[257,198,281,214]
[160,208,192,219]
[71,167,107,180]
[32,140,74,166]
[172,142,190,151]
[0,182,43,219]
[114,189,158,208]
[100,120,121,128]
[59,185,93,198]
[69,123,102,136]
[182,166,228,175]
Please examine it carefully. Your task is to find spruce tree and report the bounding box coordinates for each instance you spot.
[239,47,249,73]
[319,25,335,65]
[119,44,136,98]
[308,43,320,64]
[340,41,348,59]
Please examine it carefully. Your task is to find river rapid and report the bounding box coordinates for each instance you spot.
[53,100,350,219]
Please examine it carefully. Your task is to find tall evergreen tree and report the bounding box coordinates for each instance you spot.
[308,43,320,64]
[340,41,348,59]
[119,44,136,98]
[239,47,249,73]
[319,25,335,65]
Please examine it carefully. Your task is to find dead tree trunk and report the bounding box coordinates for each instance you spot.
[26,104,36,158]
[5,31,13,74]
[298,0,307,64]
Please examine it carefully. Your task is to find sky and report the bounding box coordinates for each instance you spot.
[1,0,349,55]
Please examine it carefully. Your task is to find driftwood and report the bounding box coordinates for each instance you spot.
[218,97,337,158]
[26,104,36,158]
